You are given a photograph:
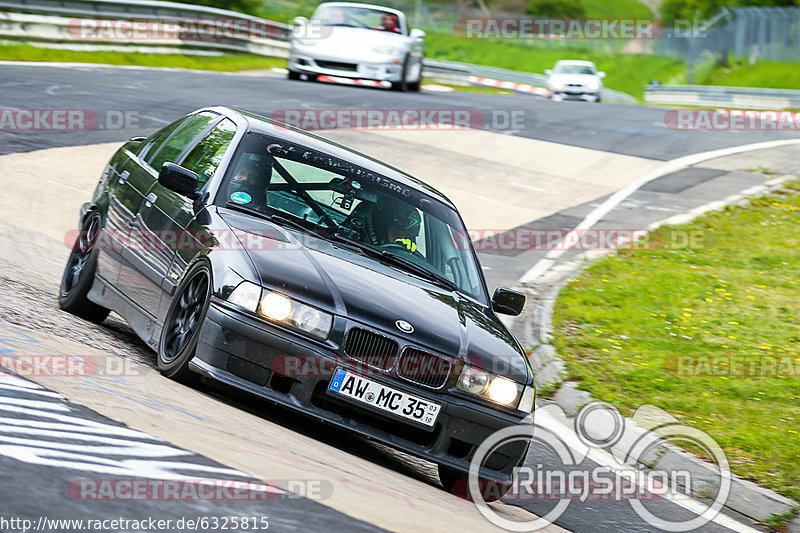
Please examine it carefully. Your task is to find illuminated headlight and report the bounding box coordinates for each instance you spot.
[551,79,565,90]
[226,283,332,339]
[587,79,601,90]
[258,290,332,339]
[372,46,399,55]
[457,365,528,410]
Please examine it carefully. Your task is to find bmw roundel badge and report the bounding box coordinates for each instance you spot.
[395,320,414,333]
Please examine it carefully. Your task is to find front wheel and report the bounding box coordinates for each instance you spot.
[58,211,110,323]
[391,55,412,92]
[287,70,301,80]
[157,262,212,383]
[437,465,512,503]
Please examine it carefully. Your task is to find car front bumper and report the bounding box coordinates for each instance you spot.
[550,88,600,101]
[288,52,405,82]
[191,301,533,483]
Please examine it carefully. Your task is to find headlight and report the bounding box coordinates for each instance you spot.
[372,46,399,55]
[457,365,528,410]
[226,282,333,339]
[550,79,565,90]
[587,79,601,90]
[228,281,261,312]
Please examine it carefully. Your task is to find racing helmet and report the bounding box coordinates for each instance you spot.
[378,195,421,238]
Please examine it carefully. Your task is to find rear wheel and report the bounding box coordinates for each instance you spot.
[58,211,109,323]
[437,465,512,503]
[157,262,211,383]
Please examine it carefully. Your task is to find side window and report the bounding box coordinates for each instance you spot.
[139,118,185,161]
[147,112,218,171]
[179,119,236,189]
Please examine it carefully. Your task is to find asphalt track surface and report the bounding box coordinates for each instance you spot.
[1,63,797,159]
[0,62,787,532]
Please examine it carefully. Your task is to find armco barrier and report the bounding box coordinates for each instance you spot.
[645,84,800,110]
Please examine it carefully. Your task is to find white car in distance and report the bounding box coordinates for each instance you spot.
[288,2,425,91]
[546,60,606,103]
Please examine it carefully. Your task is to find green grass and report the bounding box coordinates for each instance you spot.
[698,59,800,91]
[424,31,686,99]
[552,180,800,501]
[583,0,654,19]
[0,43,285,71]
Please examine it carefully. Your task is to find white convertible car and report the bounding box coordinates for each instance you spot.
[288,2,425,91]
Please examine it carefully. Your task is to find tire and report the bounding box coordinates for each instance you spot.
[58,211,110,324]
[391,55,411,92]
[157,261,212,384]
[437,464,512,503]
[287,70,301,80]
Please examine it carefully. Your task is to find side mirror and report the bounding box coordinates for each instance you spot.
[410,28,425,39]
[597,71,606,79]
[128,136,146,142]
[491,287,525,316]
[158,162,199,199]
[545,69,552,75]
[293,16,308,26]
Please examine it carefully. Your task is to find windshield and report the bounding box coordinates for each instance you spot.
[218,133,486,302]
[312,5,404,34]
[554,64,596,75]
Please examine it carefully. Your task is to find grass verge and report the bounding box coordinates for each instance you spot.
[422,32,686,99]
[698,59,800,92]
[0,43,285,71]
[552,180,800,502]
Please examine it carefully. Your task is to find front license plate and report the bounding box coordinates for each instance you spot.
[329,368,441,427]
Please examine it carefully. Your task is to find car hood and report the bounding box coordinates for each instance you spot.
[297,26,407,55]
[549,73,601,86]
[219,209,530,383]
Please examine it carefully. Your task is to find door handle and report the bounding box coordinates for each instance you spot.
[118,170,130,184]
[145,192,158,207]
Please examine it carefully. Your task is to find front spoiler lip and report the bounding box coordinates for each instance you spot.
[288,54,403,82]
[190,302,533,479]
[188,357,525,483]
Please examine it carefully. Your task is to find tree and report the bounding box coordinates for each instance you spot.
[526,0,587,18]
[661,0,799,23]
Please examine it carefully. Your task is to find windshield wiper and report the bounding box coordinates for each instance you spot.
[379,251,460,292]
[224,202,326,238]
[329,233,459,292]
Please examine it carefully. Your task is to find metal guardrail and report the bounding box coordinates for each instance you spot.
[0,0,637,102]
[645,84,800,110]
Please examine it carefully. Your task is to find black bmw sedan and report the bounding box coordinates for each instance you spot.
[59,106,534,500]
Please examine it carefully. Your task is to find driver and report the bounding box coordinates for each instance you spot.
[345,195,421,252]
[375,13,400,33]
[226,154,272,212]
